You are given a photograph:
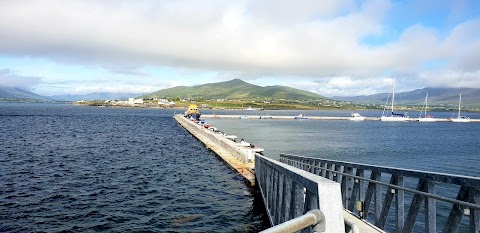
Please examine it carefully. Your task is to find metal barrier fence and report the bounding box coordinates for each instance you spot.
[280,153,480,233]
[255,154,345,233]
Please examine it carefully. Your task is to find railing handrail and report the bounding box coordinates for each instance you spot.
[256,154,345,233]
[281,153,480,187]
[259,209,326,233]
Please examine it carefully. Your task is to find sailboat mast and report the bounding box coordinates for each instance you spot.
[425,93,428,115]
[391,77,395,114]
[458,94,462,118]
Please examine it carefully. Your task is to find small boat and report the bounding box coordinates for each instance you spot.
[239,139,264,153]
[349,113,365,121]
[380,77,409,122]
[184,104,201,120]
[208,126,218,132]
[449,94,470,123]
[223,134,238,142]
[294,114,308,120]
[418,93,438,122]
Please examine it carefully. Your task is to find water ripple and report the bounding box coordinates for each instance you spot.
[0,104,268,232]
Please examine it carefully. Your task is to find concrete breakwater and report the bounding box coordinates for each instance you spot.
[174,115,257,186]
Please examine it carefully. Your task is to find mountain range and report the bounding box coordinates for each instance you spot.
[142,79,327,100]
[0,87,48,101]
[333,87,480,107]
[2,80,480,107]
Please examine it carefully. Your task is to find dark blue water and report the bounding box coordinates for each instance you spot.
[0,103,268,232]
[204,109,480,232]
[205,109,480,177]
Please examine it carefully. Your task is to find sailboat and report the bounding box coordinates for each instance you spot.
[449,94,470,122]
[380,77,409,122]
[418,93,437,122]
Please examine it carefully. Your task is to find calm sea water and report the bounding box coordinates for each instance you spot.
[204,109,480,177]
[0,103,268,232]
[2,105,479,233]
[204,109,480,232]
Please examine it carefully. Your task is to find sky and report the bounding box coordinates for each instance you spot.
[0,0,479,97]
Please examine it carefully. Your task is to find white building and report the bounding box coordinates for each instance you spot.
[128,98,144,105]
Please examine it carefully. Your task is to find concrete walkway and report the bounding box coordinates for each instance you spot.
[174,115,256,186]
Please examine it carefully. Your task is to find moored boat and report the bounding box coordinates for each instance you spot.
[418,93,438,122]
[449,94,470,123]
[349,113,365,121]
[294,114,308,120]
[380,77,409,122]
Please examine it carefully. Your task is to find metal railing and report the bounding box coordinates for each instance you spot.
[280,153,480,233]
[255,154,345,233]
[260,210,325,233]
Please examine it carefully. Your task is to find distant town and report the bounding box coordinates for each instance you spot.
[73,97,480,112]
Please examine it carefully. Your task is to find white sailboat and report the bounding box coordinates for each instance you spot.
[450,94,470,122]
[380,77,409,122]
[418,93,438,122]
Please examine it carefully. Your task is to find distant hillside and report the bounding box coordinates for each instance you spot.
[51,92,144,101]
[143,79,327,100]
[334,87,480,106]
[0,86,47,101]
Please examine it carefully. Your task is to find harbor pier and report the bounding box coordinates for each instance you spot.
[174,114,256,185]
[174,114,480,232]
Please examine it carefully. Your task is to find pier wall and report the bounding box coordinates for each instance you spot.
[174,115,256,185]
[175,115,255,163]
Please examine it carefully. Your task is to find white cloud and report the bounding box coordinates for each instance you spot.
[419,70,480,88]
[0,68,42,89]
[0,0,479,95]
[288,76,398,97]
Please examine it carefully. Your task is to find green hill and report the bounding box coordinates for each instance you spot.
[142,79,326,100]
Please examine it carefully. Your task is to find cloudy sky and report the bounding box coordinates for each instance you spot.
[1,0,479,97]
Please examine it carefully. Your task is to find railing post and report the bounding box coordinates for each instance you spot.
[313,160,320,175]
[470,187,479,233]
[344,167,354,210]
[425,181,436,233]
[283,175,293,222]
[309,160,315,173]
[379,175,399,229]
[374,172,382,226]
[291,181,304,220]
[272,169,279,224]
[442,186,469,233]
[321,162,327,178]
[396,176,405,232]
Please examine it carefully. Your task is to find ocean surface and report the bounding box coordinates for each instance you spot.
[0,103,268,233]
[204,109,480,177]
[2,104,480,232]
